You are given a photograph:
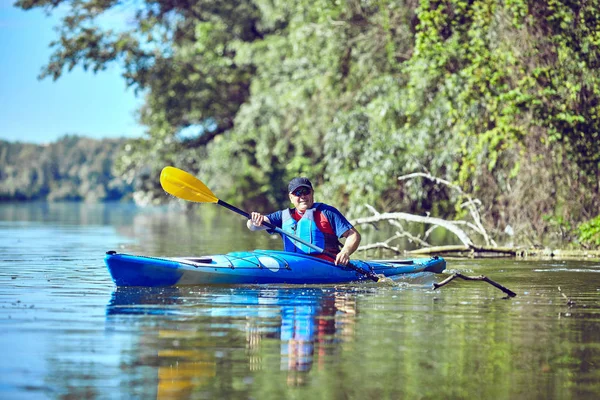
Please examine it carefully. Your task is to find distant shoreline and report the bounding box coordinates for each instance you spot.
[0,135,133,203]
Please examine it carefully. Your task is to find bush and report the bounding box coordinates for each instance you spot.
[578,216,600,247]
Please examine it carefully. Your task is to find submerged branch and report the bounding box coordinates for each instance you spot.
[558,286,576,306]
[433,272,517,298]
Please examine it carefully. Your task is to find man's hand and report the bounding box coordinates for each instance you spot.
[250,212,265,227]
[335,228,361,265]
[247,212,269,231]
[335,250,350,266]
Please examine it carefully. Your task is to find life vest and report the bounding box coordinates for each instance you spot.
[281,204,341,255]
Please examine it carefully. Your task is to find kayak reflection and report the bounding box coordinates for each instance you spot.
[106,286,359,395]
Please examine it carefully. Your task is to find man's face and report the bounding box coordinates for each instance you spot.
[289,186,314,212]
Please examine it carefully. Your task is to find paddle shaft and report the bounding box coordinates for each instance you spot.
[217,199,380,282]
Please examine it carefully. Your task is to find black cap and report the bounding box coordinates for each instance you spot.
[288,177,313,193]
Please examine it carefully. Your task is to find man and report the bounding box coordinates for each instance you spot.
[247,177,361,266]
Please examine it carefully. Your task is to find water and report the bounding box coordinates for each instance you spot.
[1,202,599,399]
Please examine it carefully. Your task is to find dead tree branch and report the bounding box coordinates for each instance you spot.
[358,241,403,254]
[407,245,519,256]
[353,212,474,247]
[433,272,517,298]
[358,230,431,255]
[398,172,496,247]
[558,286,576,306]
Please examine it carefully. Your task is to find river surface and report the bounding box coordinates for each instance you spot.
[0,202,599,399]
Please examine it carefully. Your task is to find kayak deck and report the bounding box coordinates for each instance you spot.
[105,249,446,286]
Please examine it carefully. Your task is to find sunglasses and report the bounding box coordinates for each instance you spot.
[292,187,312,196]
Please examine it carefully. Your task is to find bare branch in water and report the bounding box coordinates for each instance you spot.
[558,286,576,306]
[433,272,517,298]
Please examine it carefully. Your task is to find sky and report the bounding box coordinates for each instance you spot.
[0,1,145,144]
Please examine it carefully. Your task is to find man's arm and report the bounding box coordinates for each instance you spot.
[335,228,361,266]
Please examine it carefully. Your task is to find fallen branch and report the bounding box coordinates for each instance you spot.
[363,205,431,247]
[433,272,517,298]
[398,172,496,247]
[353,212,474,247]
[558,286,576,306]
[406,245,520,256]
[358,241,403,254]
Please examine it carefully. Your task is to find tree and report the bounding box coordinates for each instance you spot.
[16,0,265,202]
[16,0,600,246]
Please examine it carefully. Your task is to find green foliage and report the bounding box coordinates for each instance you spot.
[578,215,600,247]
[16,0,600,244]
[16,0,263,201]
[388,0,600,240]
[0,136,132,202]
[526,1,600,177]
[542,213,575,242]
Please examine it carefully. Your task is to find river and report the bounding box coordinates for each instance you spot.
[0,202,598,399]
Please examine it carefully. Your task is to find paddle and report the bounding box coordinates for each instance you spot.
[159,166,384,282]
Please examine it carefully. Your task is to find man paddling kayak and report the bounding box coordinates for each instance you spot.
[247,177,361,266]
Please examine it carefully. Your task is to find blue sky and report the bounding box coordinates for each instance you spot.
[0,1,145,144]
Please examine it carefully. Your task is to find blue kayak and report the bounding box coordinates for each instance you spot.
[105,250,446,286]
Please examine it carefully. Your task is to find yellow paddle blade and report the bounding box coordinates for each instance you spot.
[159,166,219,203]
